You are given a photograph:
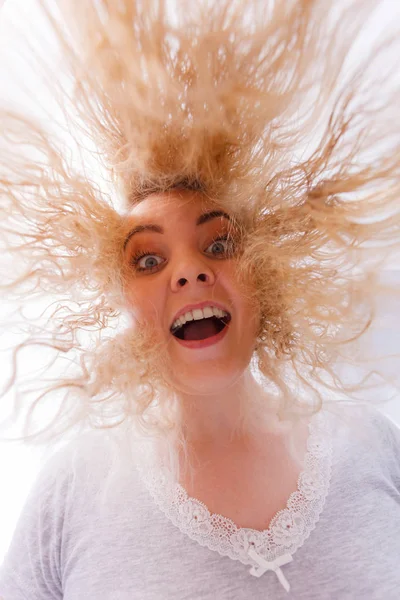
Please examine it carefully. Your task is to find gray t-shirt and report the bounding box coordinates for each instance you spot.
[0,404,399,599]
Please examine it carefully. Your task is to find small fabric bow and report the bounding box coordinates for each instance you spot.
[248,548,293,592]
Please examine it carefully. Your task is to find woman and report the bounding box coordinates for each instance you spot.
[0,0,399,597]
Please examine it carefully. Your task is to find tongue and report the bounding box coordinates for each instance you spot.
[183,317,220,341]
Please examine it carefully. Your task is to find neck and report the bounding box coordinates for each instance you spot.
[152,370,310,487]
[176,369,284,451]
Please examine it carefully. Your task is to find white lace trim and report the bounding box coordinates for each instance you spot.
[137,410,333,591]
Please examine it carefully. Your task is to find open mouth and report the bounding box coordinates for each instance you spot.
[171,314,232,341]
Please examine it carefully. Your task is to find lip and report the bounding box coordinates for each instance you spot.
[172,317,230,349]
[170,300,231,330]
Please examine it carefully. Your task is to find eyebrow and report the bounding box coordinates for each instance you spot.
[123,210,232,251]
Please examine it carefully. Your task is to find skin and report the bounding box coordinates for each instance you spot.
[122,188,268,438]
[122,188,310,529]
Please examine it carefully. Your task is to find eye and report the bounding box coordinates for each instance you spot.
[130,250,164,272]
[205,234,236,257]
[129,234,236,273]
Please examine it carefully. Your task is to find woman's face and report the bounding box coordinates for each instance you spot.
[122,189,260,395]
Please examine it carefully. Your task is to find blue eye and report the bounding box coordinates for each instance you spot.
[205,235,235,256]
[130,251,164,272]
[130,234,236,273]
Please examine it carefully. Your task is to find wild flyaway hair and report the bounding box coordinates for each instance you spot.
[0,0,399,484]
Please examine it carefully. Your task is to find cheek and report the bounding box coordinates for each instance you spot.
[223,266,260,320]
[124,282,163,327]
[233,289,262,341]
[240,302,261,340]
[124,284,147,322]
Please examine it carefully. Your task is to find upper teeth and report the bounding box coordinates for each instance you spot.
[171,306,229,332]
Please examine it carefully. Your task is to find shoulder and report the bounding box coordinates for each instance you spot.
[36,426,148,512]
[323,402,399,443]
[325,402,400,484]
[359,405,400,470]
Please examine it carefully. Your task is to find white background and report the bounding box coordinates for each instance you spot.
[0,0,399,564]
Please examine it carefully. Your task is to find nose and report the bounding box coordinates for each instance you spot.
[170,253,216,291]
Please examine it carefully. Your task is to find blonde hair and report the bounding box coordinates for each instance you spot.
[0,0,399,485]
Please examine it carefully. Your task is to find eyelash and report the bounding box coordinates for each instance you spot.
[129,234,235,273]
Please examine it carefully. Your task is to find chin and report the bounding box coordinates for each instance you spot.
[167,361,249,396]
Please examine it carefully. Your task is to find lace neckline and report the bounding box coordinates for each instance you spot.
[137,409,333,592]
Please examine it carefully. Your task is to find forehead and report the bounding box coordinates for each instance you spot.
[127,189,219,220]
